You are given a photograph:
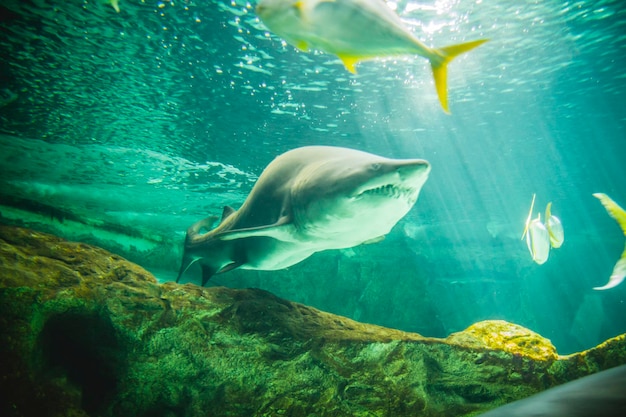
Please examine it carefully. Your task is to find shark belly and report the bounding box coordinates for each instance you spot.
[237,236,319,271]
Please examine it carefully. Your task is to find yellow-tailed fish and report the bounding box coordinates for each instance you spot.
[526,214,550,265]
[255,0,488,113]
[593,193,626,290]
[545,202,564,248]
[108,0,120,13]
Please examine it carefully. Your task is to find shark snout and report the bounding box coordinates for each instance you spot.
[353,158,430,198]
[395,159,431,183]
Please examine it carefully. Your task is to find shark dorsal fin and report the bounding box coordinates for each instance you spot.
[221,206,236,223]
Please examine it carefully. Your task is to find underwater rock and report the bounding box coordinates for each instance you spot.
[1,224,625,417]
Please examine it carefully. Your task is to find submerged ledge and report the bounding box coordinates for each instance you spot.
[1,224,625,417]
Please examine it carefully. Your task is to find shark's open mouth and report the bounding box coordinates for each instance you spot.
[358,184,415,200]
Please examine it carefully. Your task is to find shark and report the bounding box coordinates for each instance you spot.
[477,364,626,417]
[176,145,430,286]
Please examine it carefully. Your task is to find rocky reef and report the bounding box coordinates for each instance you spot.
[1,224,625,417]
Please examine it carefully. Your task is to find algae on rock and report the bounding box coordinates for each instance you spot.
[1,224,625,417]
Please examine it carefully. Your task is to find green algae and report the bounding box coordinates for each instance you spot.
[2,225,626,417]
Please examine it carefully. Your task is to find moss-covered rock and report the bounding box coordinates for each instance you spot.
[1,224,625,417]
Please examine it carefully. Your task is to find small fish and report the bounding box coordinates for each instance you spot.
[522,194,563,264]
[545,202,564,248]
[526,215,550,265]
[592,193,626,290]
[256,0,488,113]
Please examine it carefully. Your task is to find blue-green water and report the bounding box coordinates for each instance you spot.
[0,0,625,354]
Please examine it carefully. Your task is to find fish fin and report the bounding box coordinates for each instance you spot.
[176,254,197,283]
[221,206,236,223]
[362,235,385,244]
[594,248,626,290]
[201,264,219,287]
[593,193,626,290]
[217,216,295,242]
[593,193,626,237]
[294,0,335,13]
[338,55,359,74]
[545,202,564,248]
[295,40,309,51]
[521,193,536,240]
[294,0,335,23]
[217,261,242,275]
[109,0,120,13]
[188,216,219,236]
[429,39,488,113]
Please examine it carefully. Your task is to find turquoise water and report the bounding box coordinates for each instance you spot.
[1,0,625,354]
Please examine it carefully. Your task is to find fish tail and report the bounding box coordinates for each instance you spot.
[593,193,626,236]
[593,193,626,290]
[594,252,626,290]
[176,216,219,283]
[429,39,488,113]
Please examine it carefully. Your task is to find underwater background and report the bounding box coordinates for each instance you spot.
[0,0,625,355]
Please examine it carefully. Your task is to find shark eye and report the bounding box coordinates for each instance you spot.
[370,163,382,171]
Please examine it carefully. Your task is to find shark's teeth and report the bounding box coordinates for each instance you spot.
[360,184,415,199]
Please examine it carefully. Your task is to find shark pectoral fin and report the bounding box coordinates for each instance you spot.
[362,235,385,245]
[217,216,295,242]
[217,261,242,275]
[338,55,360,74]
[429,39,488,113]
[594,248,626,290]
[594,193,626,236]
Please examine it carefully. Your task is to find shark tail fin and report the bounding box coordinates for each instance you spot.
[176,254,196,283]
[176,215,220,284]
[201,265,219,287]
[429,39,488,113]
